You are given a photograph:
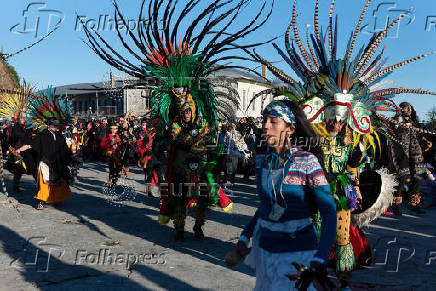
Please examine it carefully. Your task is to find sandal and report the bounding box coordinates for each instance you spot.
[36,201,44,210]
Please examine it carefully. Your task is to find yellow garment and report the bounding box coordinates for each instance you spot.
[34,170,72,203]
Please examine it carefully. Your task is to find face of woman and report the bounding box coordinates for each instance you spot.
[402,105,412,117]
[262,114,295,149]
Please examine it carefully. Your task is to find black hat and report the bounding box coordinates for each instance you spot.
[47,118,61,127]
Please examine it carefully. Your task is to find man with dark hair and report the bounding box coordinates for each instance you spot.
[7,114,37,192]
[391,102,431,215]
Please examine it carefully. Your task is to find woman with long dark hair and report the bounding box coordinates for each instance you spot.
[230,100,336,290]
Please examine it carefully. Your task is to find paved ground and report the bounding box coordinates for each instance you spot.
[0,161,435,290]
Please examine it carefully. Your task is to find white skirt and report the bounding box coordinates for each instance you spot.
[244,218,318,291]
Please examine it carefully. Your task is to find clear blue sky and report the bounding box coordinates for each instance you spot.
[2,0,436,119]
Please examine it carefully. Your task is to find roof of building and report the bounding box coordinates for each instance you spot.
[214,68,268,83]
[54,80,126,95]
[54,68,269,95]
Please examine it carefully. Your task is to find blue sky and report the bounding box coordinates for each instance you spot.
[1,0,436,119]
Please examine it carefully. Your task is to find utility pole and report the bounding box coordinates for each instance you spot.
[96,91,99,116]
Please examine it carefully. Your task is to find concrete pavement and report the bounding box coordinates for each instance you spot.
[0,161,435,290]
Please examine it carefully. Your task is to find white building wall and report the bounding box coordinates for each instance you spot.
[125,89,151,116]
[235,79,273,118]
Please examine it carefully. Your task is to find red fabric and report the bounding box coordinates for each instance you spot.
[217,188,232,208]
[328,225,372,268]
[349,225,372,267]
[100,134,120,152]
[151,171,159,186]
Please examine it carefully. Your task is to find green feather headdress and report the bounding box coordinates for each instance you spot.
[82,0,276,135]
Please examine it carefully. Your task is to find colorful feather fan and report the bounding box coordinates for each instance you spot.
[0,81,37,119]
[248,0,436,141]
[25,86,72,131]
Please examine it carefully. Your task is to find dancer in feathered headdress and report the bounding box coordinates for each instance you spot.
[25,87,75,210]
[0,81,39,193]
[82,0,275,241]
[247,0,436,287]
[0,28,58,200]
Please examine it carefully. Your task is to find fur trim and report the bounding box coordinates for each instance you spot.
[351,168,397,228]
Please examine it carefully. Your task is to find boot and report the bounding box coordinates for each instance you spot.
[147,184,154,197]
[173,206,186,242]
[193,220,205,240]
[408,194,425,214]
[194,207,206,240]
[12,174,21,193]
[392,204,402,216]
[392,197,402,216]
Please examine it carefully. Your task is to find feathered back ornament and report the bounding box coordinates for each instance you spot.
[82,0,275,136]
[248,0,436,145]
[25,86,72,131]
[0,81,36,119]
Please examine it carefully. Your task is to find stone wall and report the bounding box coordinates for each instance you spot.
[126,89,151,116]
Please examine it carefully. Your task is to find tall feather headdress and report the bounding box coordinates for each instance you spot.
[248,0,436,143]
[25,86,72,131]
[82,0,275,134]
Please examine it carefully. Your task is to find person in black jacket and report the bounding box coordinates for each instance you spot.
[91,119,107,162]
[30,118,76,210]
[7,114,37,192]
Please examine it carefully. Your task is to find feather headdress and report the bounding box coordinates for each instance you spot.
[248,0,436,145]
[25,86,72,131]
[0,81,37,119]
[82,0,275,134]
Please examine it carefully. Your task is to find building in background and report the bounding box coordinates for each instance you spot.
[55,68,274,119]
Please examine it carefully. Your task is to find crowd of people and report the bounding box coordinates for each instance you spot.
[3,0,436,290]
[2,99,435,289]
[2,101,435,213]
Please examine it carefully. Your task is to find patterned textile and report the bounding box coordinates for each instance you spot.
[244,218,317,291]
[281,150,329,186]
[225,130,248,155]
[263,101,296,127]
[394,119,427,176]
[241,146,336,260]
